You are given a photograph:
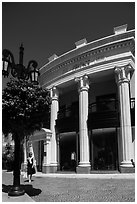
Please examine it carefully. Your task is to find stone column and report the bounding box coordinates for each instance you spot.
[115,64,134,173]
[75,75,90,173]
[42,133,52,173]
[50,86,59,172]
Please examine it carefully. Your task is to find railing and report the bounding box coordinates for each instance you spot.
[58,98,134,118]
[89,98,135,113]
[58,104,79,119]
[89,98,118,113]
[58,106,72,119]
[88,99,119,129]
[56,104,79,133]
[56,98,135,131]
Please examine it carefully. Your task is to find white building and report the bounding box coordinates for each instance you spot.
[31,24,135,174]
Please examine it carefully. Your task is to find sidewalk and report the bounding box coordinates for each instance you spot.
[2,191,35,202]
[2,170,135,202]
[2,170,35,202]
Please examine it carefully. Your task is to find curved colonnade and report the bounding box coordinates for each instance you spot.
[31,25,135,174]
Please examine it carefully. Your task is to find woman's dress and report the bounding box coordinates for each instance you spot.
[27,157,34,175]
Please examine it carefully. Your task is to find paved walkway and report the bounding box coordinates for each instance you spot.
[2,170,135,202]
[2,192,35,202]
[2,170,35,202]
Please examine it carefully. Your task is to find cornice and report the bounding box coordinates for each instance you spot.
[40,30,135,73]
[41,38,134,76]
[42,52,134,90]
[40,37,134,88]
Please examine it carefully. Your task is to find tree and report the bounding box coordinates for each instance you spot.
[2,78,51,196]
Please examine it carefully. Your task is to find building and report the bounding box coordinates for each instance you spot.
[31,24,135,174]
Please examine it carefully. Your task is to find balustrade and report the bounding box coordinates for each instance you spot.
[56,98,135,131]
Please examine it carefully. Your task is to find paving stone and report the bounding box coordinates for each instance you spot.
[2,170,135,202]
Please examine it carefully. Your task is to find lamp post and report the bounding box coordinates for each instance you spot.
[2,44,40,196]
[2,44,39,84]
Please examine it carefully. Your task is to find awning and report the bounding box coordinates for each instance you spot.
[30,128,52,142]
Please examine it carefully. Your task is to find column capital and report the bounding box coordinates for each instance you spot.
[114,64,133,85]
[75,74,89,92]
[50,86,59,101]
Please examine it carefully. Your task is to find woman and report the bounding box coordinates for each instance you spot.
[27,152,35,182]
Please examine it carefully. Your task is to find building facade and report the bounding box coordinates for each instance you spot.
[32,24,135,174]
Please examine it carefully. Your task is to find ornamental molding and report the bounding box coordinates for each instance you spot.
[40,38,134,88]
[114,64,133,85]
[50,86,59,100]
[44,134,52,145]
[41,37,134,73]
[75,75,89,92]
[42,53,134,90]
[30,128,52,142]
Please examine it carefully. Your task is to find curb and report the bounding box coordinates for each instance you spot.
[33,172,135,179]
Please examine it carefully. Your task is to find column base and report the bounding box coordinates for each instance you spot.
[42,164,58,173]
[42,165,51,173]
[119,161,135,173]
[76,165,91,174]
[120,166,135,173]
[49,165,58,173]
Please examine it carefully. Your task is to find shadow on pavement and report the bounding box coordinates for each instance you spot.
[2,184,42,197]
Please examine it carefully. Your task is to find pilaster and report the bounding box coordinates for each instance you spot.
[42,133,52,173]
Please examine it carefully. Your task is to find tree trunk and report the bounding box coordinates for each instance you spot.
[13,133,21,186]
[8,132,25,196]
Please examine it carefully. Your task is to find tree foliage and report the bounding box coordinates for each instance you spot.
[2,78,51,141]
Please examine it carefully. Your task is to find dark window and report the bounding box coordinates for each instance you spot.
[96,94,116,112]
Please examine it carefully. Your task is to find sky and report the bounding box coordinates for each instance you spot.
[2,2,135,70]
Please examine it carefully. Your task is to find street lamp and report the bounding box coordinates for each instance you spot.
[2,44,40,84]
[2,44,40,196]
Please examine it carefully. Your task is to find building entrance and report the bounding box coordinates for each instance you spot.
[91,128,118,171]
[59,133,77,171]
[32,140,44,172]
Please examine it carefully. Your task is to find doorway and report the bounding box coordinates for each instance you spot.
[59,133,78,171]
[32,140,44,172]
[91,128,118,170]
